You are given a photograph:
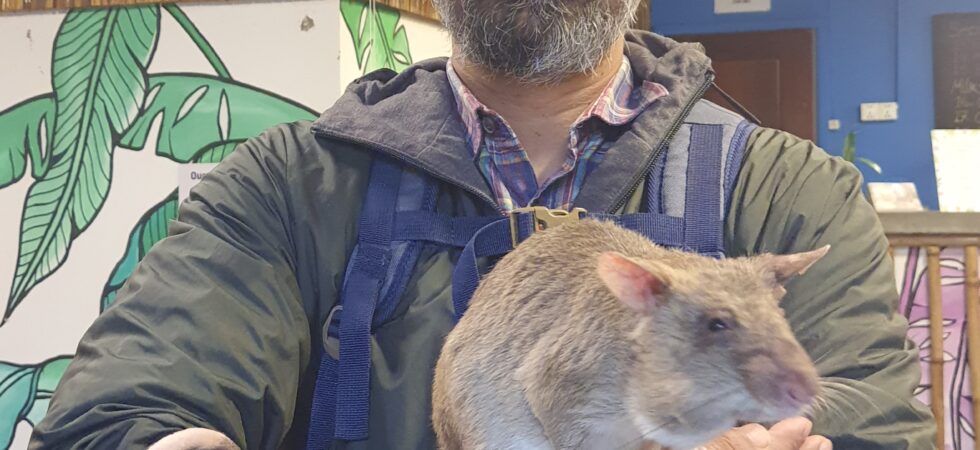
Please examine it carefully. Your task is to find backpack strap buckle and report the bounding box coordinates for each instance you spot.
[321,304,343,360]
[509,206,587,247]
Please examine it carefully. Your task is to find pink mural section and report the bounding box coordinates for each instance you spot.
[897,247,977,450]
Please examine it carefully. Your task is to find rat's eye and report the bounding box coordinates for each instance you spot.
[707,318,730,332]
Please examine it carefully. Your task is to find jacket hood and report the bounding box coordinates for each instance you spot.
[311,30,714,213]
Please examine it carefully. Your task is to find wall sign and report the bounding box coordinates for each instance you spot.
[715,0,771,14]
[178,164,219,203]
[933,13,980,129]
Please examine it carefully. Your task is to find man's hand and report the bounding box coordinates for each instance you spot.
[700,418,833,450]
[147,428,241,450]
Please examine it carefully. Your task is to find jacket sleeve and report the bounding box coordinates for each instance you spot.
[726,127,936,450]
[29,124,313,449]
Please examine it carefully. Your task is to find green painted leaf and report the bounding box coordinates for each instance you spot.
[0,356,71,443]
[193,140,245,164]
[24,356,71,426]
[0,95,55,188]
[100,140,242,311]
[0,362,37,448]
[119,75,316,163]
[340,0,413,74]
[857,157,882,174]
[101,191,177,312]
[5,7,160,322]
[100,138,242,311]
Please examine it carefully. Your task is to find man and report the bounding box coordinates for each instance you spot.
[30,0,934,449]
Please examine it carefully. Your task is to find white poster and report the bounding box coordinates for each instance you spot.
[867,182,924,212]
[932,129,980,212]
[715,0,772,14]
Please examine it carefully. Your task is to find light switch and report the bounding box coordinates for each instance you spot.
[860,102,899,122]
[828,119,841,130]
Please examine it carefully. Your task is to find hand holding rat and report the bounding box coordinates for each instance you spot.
[699,418,832,450]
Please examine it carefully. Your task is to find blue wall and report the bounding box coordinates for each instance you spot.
[651,0,980,210]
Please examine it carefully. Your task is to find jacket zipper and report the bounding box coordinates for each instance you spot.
[608,72,715,213]
[311,128,507,215]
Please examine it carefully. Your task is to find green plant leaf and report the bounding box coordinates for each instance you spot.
[119,75,316,163]
[101,191,177,312]
[857,157,882,174]
[4,7,160,323]
[24,356,71,426]
[0,95,55,188]
[842,131,856,162]
[0,362,37,448]
[340,0,413,74]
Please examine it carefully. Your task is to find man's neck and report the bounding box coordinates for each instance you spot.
[451,38,626,183]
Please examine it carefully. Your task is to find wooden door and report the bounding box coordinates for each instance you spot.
[672,29,817,141]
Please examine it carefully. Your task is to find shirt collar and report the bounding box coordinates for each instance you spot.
[445,56,670,157]
[445,59,491,157]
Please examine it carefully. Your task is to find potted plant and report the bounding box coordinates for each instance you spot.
[841,130,882,175]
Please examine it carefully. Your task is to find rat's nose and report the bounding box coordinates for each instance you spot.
[742,346,819,410]
[780,370,818,407]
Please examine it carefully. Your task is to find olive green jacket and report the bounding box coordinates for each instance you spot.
[30,31,934,450]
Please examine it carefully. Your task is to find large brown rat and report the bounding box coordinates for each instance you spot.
[432,219,828,450]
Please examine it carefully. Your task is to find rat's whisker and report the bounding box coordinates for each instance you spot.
[817,381,865,423]
[799,402,816,420]
[809,345,837,365]
[821,379,889,420]
[813,393,847,425]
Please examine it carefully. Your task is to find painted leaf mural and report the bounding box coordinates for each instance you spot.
[192,140,245,164]
[341,0,413,74]
[0,1,421,446]
[101,140,244,312]
[0,364,35,449]
[100,191,178,312]
[5,6,160,321]
[119,75,315,163]
[22,357,71,428]
[0,356,70,449]
[0,95,54,189]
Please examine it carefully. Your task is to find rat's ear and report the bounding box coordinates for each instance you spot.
[758,245,831,286]
[596,252,671,315]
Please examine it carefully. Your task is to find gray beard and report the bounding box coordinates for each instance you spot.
[433,0,640,84]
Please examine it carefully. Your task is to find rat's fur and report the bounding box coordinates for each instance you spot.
[432,219,825,450]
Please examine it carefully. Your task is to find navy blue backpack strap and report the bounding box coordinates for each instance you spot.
[306,101,756,448]
[683,124,725,256]
[448,213,538,320]
[306,157,438,448]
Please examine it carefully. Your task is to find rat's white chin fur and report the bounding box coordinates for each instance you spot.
[632,413,731,450]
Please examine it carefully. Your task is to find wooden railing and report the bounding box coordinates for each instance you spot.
[879,212,980,450]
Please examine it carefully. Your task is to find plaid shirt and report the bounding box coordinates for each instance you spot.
[446,58,669,212]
